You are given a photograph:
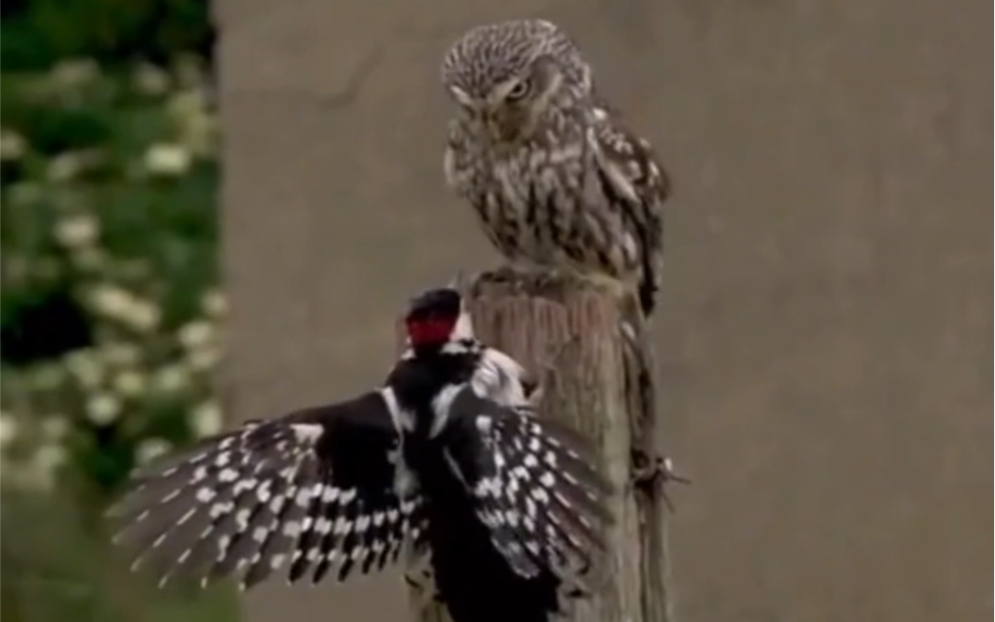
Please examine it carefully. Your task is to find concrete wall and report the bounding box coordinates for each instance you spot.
[217,0,991,620]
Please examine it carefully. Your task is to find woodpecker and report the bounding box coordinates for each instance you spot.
[110,287,613,622]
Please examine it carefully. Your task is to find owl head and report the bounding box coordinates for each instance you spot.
[440,19,592,143]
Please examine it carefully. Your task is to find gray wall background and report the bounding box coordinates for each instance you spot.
[216,0,991,621]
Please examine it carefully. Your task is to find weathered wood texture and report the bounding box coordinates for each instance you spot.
[407,271,671,622]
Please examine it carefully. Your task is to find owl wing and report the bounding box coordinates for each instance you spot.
[590,104,670,316]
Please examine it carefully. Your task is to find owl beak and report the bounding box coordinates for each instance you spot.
[484,115,504,140]
[484,109,520,142]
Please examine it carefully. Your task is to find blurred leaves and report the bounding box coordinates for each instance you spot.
[1,485,238,622]
[1,0,215,71]
[0,55,221,500]
[1,2,232,621]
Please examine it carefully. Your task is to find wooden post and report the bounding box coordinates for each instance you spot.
[407,269,673,622]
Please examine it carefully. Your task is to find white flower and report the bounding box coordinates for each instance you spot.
[122,297,161,332]
[0,129,26,160]
[132,62,170,96]
[153,364,190,393]
[53,214,100,249]
[40,417,70,440]
[135,438,172,465]
[65,349,105,389]
[187,346,221,371]
[87,284,161,331]
[47,152,85,181]
[34,443,68,471]
[100,342,142,367]
[180,114,217,157]
[200,289,227,317]
[86,393,121,425]
[190,401,223,438]
[0,414,18,449]
[88,284,133,319]
[144,143,191,176]
[50,59,100,89]
[13,443,71,492]
[178,320,214,350]
[113,370,148,397]
[168,90,209,123]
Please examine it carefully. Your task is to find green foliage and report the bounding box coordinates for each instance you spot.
[1,0,215,71]
[1,2,231,620]
[2,485,239,622]
[2,58,222,496]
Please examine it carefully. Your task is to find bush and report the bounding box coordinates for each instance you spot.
[2,484,238,622]
[1,3,232,620]
[1,0,215,71]
[2,57,221,496]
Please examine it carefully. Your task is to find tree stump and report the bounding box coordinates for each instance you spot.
[406,269,674,622]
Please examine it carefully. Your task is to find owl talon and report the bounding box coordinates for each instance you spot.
[479,265,527,288]
[495,265,520,281]
[533,268,566,292]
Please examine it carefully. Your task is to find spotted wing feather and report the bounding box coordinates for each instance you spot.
[110,390,418,590]
[438,387,613,587]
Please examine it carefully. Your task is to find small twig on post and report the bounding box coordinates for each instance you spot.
[403,268,679,622]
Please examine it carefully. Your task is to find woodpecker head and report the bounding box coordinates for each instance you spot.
[404,287,474,348]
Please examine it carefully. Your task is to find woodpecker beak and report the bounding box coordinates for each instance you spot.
[446,271,470,297]
[451,302,475,341]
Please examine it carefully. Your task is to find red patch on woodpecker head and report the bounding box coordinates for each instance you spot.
[404,287,463,347]
[405,315,457,347]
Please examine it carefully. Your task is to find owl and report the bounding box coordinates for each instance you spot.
[441,18,670,317]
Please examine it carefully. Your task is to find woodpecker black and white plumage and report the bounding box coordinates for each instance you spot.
[110,287,613,622]
[441,19,670,318]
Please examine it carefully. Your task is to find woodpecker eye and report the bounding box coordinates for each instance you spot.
[504,79,531,102]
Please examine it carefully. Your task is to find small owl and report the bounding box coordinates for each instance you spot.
[441,18,670,317]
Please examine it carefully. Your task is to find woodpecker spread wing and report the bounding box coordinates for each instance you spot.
[435,386,613,586]
[110,389,420,590]
[591,106,669,316]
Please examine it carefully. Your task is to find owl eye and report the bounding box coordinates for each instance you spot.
[505,79,531,102]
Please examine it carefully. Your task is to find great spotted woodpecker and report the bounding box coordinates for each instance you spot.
[110,286,612,622]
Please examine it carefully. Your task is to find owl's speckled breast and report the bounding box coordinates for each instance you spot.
[482,138,637,277]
